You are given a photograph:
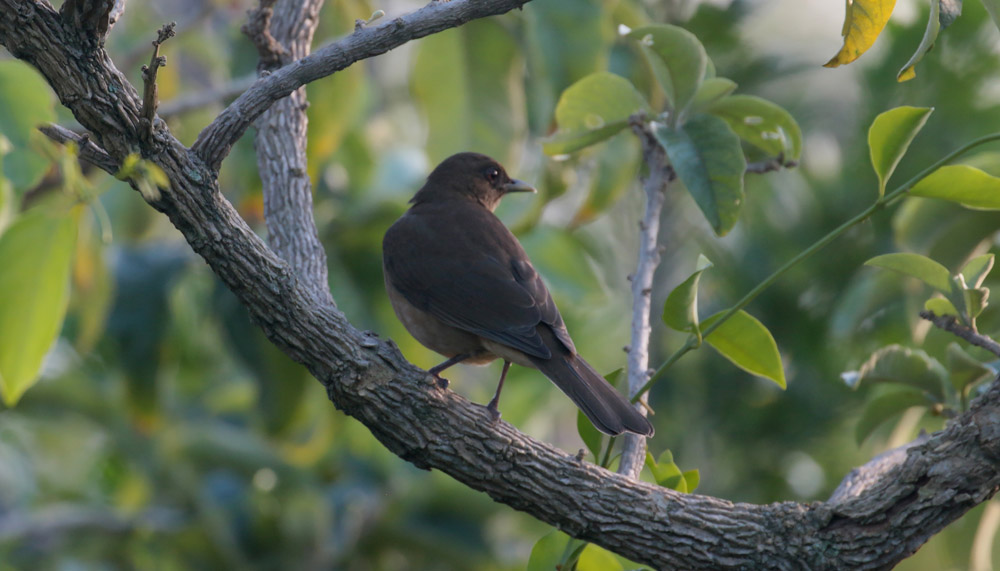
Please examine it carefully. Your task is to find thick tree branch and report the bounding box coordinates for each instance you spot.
[3,1,1000,569]
[246,0,331,302]
[190,0,531,171]
[58,0,121,46]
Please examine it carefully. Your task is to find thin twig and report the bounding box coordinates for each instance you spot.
[38,124,119,175]
[140,22,176,146]
[242,0,283,68]
[920,310,1000,358]
[746,155,797,174]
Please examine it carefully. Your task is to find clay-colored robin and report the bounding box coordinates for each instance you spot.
[382,152,653,436]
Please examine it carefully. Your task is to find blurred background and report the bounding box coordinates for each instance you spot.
[1,0,999,568]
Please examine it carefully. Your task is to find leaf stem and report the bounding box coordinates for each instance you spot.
[634,131,1000,401]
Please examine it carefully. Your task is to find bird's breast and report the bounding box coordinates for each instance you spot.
[384,274,495,363]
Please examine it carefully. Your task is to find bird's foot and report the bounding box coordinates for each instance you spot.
[485,399,502,424]
[432,374,449,389]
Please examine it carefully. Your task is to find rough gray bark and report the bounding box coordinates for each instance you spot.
[246,0,331,302]
[2,0,999,568]
[619,122,670,480]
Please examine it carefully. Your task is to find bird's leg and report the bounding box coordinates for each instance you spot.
[485,360,511,423]
[427,353,474,388]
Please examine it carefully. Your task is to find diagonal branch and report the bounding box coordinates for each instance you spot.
[921,310,1000,358]
[3,1,1000,569]
[38,124,119,175]
[191,0,531,172]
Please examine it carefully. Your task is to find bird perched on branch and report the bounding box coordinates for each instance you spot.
[382,152,654,437]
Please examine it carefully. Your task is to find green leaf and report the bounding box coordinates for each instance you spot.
[628,24,707,117]
[961,253,994,288]
[946,342,992,394]
[925,296,960,317]
[577,544,624,571]
[855,389,930,444]
[653,114,746,236]
[964,287,989,319]
[682,469,700,493]
[897,0,941,82]
[702,309,786,389]
[897,0,963,81]
[852,344,947,399]
[707,94,804,160]
[690,77,738,111]
[825,0,898,67]
[868,106,933,195]
[865,252,953,293]
[0,62,57,191]
[662,254,713,334]
[413,20,521,164]
[0,206,79,405]
[645,450,686,491]
[543,72,650,155]
[527,531,571,571]
[910,165,1000,210]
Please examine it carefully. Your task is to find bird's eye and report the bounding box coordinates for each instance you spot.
[486,167,501,183]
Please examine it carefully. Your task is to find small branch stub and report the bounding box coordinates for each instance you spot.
[140,22,176,147]
[242,0,284,69]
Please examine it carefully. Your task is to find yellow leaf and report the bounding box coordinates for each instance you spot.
[825,0,898,68]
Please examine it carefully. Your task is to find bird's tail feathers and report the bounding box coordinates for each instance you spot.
[532,353,654,437]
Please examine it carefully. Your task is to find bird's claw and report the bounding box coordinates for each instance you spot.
[432,374,449,389]
[485,401,502,424]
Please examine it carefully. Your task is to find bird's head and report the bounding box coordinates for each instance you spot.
[411,152,535,212]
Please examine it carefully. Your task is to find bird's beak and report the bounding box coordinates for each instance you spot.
[503,179,537,194]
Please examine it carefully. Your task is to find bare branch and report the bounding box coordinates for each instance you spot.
[38,124,119,175]
[747,155,797,174]
[618,116,674,479]
[191,0,532,172]
[920,310,1000,357]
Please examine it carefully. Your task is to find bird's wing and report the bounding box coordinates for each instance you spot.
[383,207,575,359]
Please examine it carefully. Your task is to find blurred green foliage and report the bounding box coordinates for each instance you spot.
[1,0,999,569]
